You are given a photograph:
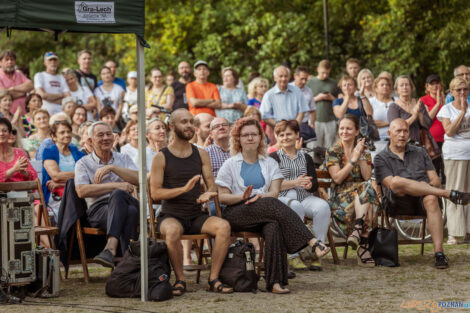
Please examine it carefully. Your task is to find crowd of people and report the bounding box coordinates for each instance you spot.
[1,48,470,295]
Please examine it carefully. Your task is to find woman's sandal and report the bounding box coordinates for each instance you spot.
[347,218,364,250]
[311,239,330,258]
[271,283,290,294]
[172,280,186,296]
[207,278,233,294]
[357,239,375,268]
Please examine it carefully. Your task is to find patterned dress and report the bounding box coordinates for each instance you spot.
[325,142,376,234]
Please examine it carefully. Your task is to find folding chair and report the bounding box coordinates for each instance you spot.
[0,179,59,248]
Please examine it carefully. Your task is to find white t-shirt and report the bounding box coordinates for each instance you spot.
[70,85,94,121]
[120,143,156,172]
[122,89,138,121]
[369,97,394,139]
[34,72,69,115]
[437,102,470,160]
[94,84,124,113]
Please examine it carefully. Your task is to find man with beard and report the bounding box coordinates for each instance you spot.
[0,50,34,115]
[172,61,192,110]
[75,121,139,267]
[34,52,70,115]
[150,108,232,296]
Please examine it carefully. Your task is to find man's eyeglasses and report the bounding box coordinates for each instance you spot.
[211,123,229,130]
[240,133,260,138]
[456,73,470,77]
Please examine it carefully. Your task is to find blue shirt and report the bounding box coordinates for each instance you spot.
[260,84,309,121]
[445,93,470,104]
[215,86,249,123]
[248,98,261,108]
[240,161,265,189]
[332,97,362,119]
[98,77,127,91]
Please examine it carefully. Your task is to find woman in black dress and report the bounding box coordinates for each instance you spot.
[215,117,330,294]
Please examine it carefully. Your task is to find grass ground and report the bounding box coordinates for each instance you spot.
[3,243,470,313]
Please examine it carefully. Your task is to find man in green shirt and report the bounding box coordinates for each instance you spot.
[306,60,339,148]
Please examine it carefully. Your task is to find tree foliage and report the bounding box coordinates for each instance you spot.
[0,0,468,93]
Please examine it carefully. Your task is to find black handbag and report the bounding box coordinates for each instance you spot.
[368,227,400,267]
[358,97,380,141]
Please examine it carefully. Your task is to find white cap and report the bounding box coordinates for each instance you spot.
[127,71,137,79]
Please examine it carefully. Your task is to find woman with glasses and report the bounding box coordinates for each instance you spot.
[216,67,248,124]
[437,77,470,245]
[216,117,330,294]
[62,68,96,121]
[145,68,174,112]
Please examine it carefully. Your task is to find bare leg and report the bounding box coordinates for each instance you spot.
[422,195,444,253]
[104,236,119,256]
[159,218,185,285]
[201,217,232,293]
[390,177,449,198]
[182,240,192,266]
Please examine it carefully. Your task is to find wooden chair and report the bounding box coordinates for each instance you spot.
[0,179,59,248]
[147,185,213,284]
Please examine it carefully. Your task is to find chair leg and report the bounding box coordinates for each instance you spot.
[76,222,90,283]
[420,218,426,256]
[196,239,204,284]
[65,227,76,279]
[343,245,348,259]
[327,229,339,265]
[257,238,264,276]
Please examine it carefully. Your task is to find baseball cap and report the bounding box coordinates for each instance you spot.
[129,105,138,113]
[426,74,441,84]
[44,52,58,60]
[127,71,137,79]
[194,60,209,70]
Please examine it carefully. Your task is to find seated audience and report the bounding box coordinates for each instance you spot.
[374,119,470,268]
[387,75,431,144]
[206,117,231,179]
[437,78,470,245]
[333,75,373,119]
[98,106,121,148]
[71,106,87,146]
[326,114,376,267]
[216,117,329,294]
[78,121,93,154]
[75,121,140,267]
[146,118,168,171]
[122,71,138,122]
[0,90,22,134]
[22,94,43,137]
[0,117,37,182]
[191,112,214,147]
[61,97,77,118]
[247,77,268,108]
[216,67,248,124]
[270,120,330,271]
[120,120,140,167]
[25,109,51,159]
[42,121,85,220]
[35,112,72,161]
[150,109,232,296]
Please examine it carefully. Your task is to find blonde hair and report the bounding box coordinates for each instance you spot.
[357,68,374,89]
[449,77,468,91]
[32,109,50,121]
[247,77,269,98]
[0,90,12,102]
[243,106,261,120]
[394,75,416,92]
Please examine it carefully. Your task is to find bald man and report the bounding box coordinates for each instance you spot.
[192,112,214,147]
[374,118,470,269]
[260,65,309,128]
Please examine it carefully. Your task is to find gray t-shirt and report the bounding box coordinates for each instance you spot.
[74,151,138,207]
[306,77,339,123]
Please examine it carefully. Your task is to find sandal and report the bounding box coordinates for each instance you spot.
[347,218,364,250]
[207,278,233,294]
[357,238,375,268]
[172,280,186,296]
[311,239,330,258]
[271,283,290,294]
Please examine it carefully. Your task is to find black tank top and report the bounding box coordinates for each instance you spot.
[161,144,202,217]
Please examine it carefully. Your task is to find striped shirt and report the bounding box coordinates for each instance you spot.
[276,149,311,202]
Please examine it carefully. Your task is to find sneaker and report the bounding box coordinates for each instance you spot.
[288,256,308,270]
[449,190,470,205]
[309,259,323,271]
[447,236,457,245]
[434,252,449,269]
[93,249,115,268]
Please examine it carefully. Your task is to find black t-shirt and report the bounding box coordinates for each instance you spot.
[75,70,98,91]
[171,80,188,110]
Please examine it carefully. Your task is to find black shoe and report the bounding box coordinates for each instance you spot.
[434,252,449,269]
[93,249,115,268]
[449,190,470,205]
[287,271,296,279]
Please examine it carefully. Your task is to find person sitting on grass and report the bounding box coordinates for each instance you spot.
[374,118,470,269]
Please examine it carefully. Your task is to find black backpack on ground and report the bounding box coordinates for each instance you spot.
[219,240,258,292]
[105,239,173,301]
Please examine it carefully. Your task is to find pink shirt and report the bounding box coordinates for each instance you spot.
[0,69,30,115]
[0,148,37,182]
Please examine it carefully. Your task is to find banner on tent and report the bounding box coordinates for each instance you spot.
[75,1,115,24]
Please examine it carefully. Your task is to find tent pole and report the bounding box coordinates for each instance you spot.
[136,35,149,302]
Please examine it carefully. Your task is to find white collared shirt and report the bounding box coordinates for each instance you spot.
[215,153,283,196]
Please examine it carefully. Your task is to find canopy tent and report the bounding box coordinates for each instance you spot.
[0,0,150,301]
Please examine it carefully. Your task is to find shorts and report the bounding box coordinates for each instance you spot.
[386,191,426,217]
[156,212,210,234]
